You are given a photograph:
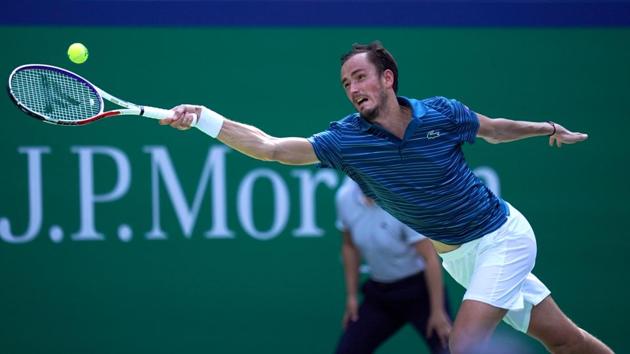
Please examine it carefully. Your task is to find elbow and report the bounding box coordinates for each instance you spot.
[258,139,280,162]
[426,256,441,268]
[481,128,505,144]
[267,137,300,164]
[479,132,502,144]
[268,144,284,163]
[479,117,509,144]
[268,140,296,165]
[484,136,503,144]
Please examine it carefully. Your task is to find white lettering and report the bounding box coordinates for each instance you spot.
[291,169,339,237]
[0,147,49,244]
[237,169,289,240]
[70,146,131,241]
[144,146,234,239]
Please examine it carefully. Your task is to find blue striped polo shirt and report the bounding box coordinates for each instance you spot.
[308,96,507,245]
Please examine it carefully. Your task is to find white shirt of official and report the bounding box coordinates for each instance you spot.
[336,179,427,283]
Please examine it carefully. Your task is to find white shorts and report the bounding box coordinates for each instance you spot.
[439,203,551,332]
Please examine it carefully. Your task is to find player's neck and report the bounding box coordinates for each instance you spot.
[373,97,412,139]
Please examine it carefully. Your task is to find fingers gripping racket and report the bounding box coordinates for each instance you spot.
[7,64,189,126]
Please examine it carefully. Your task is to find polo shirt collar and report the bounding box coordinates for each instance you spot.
[357,96,427,132]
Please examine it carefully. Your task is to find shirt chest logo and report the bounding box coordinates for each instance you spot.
[426,129,441,139]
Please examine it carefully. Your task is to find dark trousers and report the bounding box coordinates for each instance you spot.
[335,272,452,354]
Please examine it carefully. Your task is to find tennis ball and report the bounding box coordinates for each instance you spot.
[67,43,89,64]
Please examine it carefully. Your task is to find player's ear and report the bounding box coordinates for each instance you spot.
[382,69,395,89]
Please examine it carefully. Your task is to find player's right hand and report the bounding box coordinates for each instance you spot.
[160,104,202,130]
[342,296,359,329]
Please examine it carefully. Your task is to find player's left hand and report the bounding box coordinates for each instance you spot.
[426,310,452,349]
[549,123,588,147]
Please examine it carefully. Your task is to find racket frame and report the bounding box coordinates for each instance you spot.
[7,64,171,126]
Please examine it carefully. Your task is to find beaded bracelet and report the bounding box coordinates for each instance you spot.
[546,121,556,136]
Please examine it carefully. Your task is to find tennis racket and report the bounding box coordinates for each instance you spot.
[7,64,194,126]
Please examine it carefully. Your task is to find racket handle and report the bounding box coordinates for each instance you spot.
[142,106,200,126]
[143,105,223,138]
[142,106,173,120]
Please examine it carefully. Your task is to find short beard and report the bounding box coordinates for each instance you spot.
[360,90,387,122]
[361,106,380,122]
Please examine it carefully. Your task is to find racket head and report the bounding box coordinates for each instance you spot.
[7,64,104,125]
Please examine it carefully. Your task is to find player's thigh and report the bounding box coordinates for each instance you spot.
[335,298,405,354]
[527,296,583,348]
[450,299,507,351]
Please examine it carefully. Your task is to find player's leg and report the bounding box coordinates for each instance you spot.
[335,286,405,354]
[440,203,538,353]
[527,296,613,354]
[449,299,507,354]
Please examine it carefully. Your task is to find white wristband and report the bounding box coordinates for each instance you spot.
[195,107,225,138]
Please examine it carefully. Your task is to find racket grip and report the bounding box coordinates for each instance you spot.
[142,106,173,120]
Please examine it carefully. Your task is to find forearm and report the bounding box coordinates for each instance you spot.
[162,105,319,165]
[217,119,277,161]
[479,115,555,144]
[342,244,361,298]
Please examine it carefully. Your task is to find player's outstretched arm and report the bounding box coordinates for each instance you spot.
[476,113,588,147]
[160,104,320,166]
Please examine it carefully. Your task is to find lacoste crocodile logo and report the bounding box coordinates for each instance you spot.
[427,130,441,139]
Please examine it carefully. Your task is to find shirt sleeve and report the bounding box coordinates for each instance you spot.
[448,98,479,144]
[401,223,426,245]
[307,122,344,170]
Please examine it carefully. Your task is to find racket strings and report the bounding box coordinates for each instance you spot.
[10,68,102,122]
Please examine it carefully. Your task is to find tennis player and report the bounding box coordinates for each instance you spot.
[160,41,612,354]
[335,178,452,354]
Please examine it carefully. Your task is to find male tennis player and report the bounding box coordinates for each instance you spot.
[160,41,612,353]
[335,178,452,354]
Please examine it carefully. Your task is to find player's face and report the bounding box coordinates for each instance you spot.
[341,53,388,121]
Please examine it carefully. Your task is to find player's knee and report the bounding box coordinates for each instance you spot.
[545,327,586,354]
[448,329,484,354]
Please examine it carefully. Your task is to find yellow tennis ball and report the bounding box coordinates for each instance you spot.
[67,43,89,64]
